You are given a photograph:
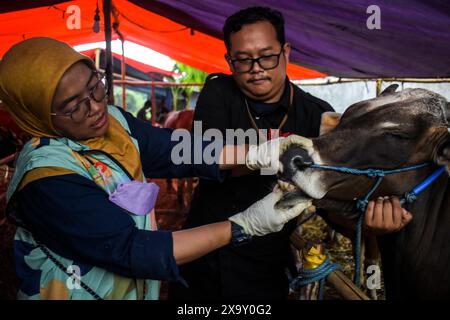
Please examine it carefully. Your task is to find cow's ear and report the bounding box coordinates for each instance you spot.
[380,84,399,96]
[445,103,450,124]
[320,112,341,135]
[434,130,450,172]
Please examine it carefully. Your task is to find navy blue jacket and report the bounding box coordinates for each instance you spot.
[14,108,224,282]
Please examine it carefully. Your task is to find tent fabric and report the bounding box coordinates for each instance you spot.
[0,0,323,80]
[80,49,177,78]
[131,0,450,78]
[0,0,67,14]
[1,1,449,78]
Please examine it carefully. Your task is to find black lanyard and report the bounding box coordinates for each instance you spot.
[244,82,294,141]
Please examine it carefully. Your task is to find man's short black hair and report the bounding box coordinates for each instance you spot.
[223,6,285,53]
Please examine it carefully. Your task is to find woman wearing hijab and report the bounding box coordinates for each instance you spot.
[0,38,311,300]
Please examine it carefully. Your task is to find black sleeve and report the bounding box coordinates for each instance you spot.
[15,174,182,281]
[295,87,336,138]
[116,107,225,181]
[303,91,335,113]
[193,74,231,134]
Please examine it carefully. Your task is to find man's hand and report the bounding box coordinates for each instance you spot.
[245,135,313,172]
[245,137,285,172]
[364,196,413,236]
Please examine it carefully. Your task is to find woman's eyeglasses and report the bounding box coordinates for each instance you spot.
[50,71,107,123]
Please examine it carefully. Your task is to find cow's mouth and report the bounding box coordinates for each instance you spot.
[275,179,316,224]
[277,179,299,193]
[276,178,361,222]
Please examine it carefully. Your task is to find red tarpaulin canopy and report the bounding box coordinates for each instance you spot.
[79,48,177,77]
[0,0,325,79]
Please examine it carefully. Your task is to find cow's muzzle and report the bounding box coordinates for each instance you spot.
[279,145,314,183]
[275,145,316,220]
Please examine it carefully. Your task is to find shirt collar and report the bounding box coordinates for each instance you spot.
[246,78,291,116]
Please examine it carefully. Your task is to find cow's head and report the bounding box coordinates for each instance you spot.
[277,86,450,220]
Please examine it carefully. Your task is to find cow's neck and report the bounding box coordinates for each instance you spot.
[377,171,450,299]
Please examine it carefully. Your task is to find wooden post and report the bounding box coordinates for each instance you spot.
[327,270,370,300]
[302,243,325,300]
[103,0,114,103]
[364,236,380,300]
[290,232,370,300]
[94,48,101,70]
[376,79,382,96]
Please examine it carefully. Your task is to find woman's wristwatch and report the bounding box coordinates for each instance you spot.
[230,221,253,246]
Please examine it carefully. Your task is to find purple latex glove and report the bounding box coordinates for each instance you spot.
[109,181,159,216]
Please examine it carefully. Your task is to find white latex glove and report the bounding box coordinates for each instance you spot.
[245,137,284,172]
[228,189,312,236]
[245,135,313,173]
[280,135,313,153]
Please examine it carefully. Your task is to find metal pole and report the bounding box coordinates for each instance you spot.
[0,153,15,166]
[113,80,204,87]
[121,39,126,109]
[376,77,450,83]
[297,77,450,86]
[103,0,114,103]
[151,83,156,126]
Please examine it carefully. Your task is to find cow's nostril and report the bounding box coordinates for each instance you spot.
[293,155,313,170]
[279,146,313,181]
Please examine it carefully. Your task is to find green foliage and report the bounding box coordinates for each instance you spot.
[113,85,147,117]
[165,62,207,110]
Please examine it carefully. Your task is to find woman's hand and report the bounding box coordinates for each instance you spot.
[173,188,312,265]
[229,188,312,236]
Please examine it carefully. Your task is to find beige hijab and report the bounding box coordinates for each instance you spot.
[0,37,144,185]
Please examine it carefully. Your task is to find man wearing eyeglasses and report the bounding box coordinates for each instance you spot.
[169,7,334,300]
[169,5,414,301]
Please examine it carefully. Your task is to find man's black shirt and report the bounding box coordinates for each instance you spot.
[171,73,334,300]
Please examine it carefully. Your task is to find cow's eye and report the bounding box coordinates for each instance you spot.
[384,132,411,140]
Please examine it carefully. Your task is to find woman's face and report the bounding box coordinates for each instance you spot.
[51,61,109,140]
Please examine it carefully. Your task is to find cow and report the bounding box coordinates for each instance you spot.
[163,109,195,131]
[277,86,450,299]
[162,109,195,209]
[0,102,22,299]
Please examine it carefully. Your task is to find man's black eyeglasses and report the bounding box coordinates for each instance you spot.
[228,49,284,73]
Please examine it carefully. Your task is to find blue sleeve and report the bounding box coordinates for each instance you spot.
[16,174,182,282]
[117,107,226,181]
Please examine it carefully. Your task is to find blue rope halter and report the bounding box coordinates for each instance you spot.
[308,162,446,287]
[290,257,340,299]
